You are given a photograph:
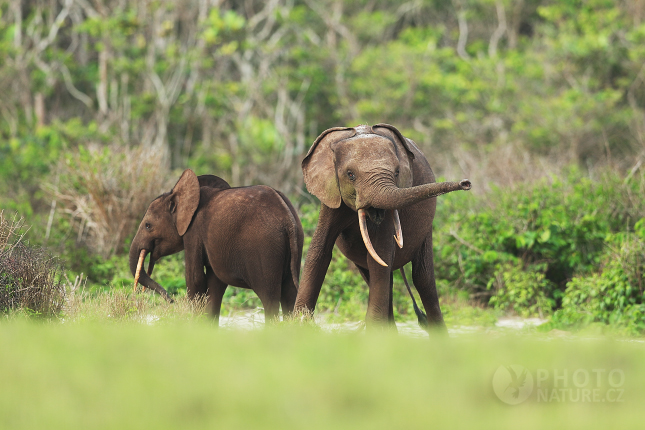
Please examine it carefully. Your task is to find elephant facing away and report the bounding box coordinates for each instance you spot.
[294,124,471,330]
[129,169,304,323]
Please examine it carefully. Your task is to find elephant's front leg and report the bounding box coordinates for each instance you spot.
[184,244,207,300]
[356,266,396,330]
[387,272,396,328]
[294,204,349,314]
[364,213,397,329]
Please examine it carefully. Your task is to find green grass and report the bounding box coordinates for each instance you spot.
[1,318,644,430]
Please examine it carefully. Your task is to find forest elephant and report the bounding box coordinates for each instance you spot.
[129,169,304,323]
[294,124,471,330]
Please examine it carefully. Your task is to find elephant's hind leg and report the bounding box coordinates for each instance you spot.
[280,274,298,318]
[258,291,281,324]
[248,261,282,324]
[411,234,446,329]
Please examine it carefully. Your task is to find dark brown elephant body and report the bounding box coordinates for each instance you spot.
[129,170,303,323]
[294,124,470,329]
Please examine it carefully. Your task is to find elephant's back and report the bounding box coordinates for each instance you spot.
[198,186,296,287]
[202,185,293,240]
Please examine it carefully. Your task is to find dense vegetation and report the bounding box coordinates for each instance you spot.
[1,1,645,333]
[435,167,645,333]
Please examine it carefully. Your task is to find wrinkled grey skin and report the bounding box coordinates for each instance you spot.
[294,124,471,330]
[129,170,303,323]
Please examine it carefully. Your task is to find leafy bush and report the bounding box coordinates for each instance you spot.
[488,263,556,318]
[548,218,645,334]
[433,167,645,323]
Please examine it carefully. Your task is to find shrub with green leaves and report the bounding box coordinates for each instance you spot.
[488,263,556,318]
[433,167,645,325]
[549,218,645,334]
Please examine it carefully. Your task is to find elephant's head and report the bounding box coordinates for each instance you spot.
[302,123,471,266]
[128,170,230,301]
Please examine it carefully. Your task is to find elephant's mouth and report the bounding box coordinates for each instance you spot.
[365,207,385,225]
[130,242,173,303]
[144,243,158,276]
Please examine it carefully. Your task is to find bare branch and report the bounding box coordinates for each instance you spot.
[489,0,507,57]
[456,9,470,61]
[60,64,94,108]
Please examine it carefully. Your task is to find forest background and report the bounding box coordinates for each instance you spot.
[2,0,645,333]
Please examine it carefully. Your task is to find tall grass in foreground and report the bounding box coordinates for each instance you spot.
[0,322,644,430]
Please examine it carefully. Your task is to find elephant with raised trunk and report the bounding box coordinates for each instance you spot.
[294,124,471,330]
[129,169,303,323]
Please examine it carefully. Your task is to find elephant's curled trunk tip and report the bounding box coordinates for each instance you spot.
[460,179,472,190]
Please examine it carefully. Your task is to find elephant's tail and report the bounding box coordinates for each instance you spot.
[400,267,428,330]
[274,189,303,291]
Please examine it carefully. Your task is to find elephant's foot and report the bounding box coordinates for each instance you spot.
[364,317,398,332]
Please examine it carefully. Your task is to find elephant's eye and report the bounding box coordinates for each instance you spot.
[145,223,151,230]
[395,169,400,177]
[347,170,356,181]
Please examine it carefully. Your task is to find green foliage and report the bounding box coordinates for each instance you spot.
[548,219,645,334]
[4,0,645,206]
[488,263,556,318]
[0,122,75,216]
[433,168,645,328]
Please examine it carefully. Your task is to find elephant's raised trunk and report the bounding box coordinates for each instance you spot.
[368,179,471,210]
[356,179,471,266]
[129,246,174,303]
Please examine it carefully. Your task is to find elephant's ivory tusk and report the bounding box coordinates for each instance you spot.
[358,209,388,267]
[133,249,146,293]
[393,210,403,249]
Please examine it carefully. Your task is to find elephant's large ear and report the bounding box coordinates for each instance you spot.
[302,127,356,208]
[372,123,415,188]
[171,169,201,236]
